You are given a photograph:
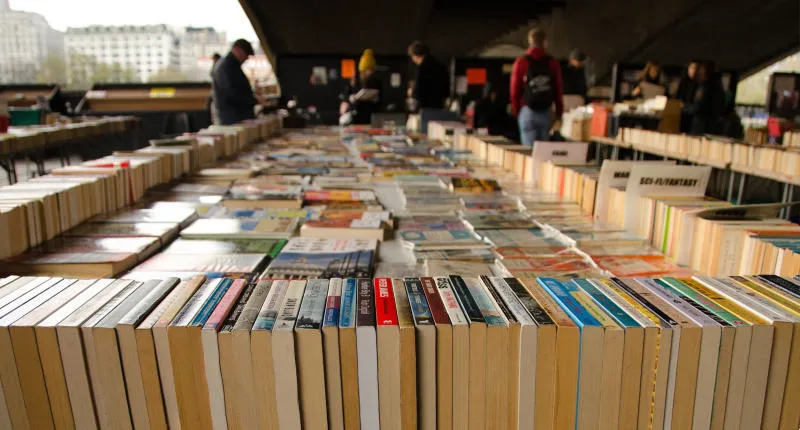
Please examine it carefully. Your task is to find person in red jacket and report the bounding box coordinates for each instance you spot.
[510,28,564,147]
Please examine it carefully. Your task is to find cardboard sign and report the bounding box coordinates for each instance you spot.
[593,160,675,222]
[622,164,711,231]
[466,68,487,85]
[341,59,356,79]
[529,141,589,186]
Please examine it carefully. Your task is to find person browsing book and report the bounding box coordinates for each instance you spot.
[340,49,383,125]
[510,28,565,147]
[631,61,665,99]
[212,39,263,125]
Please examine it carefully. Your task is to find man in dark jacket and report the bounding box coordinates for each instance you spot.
[213,39,260,125]
[408,41,449,110]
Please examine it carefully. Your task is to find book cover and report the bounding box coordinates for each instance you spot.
[181,218,298,239]
[163,238,286,256]
[65,221,179,239]
[263,238,377,279]
[304,190,377,202]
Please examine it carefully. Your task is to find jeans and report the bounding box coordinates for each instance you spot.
[518,106,551,147]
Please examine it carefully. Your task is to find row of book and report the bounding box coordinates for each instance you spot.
[0,116,137,156]
[0,116,282,261]
[618,127,800,180]
[1,273,800,430]
[532,156,800,277]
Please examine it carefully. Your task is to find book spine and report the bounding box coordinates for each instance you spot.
[434,277,468,325]
[572,279,640,327]
[252,279,289,331]
[610,278,678,327]
[695,277,796,321]
[481,276,517,323]
[220,281,258,332]
[755,275,800,300]
[273,280,306,330]
[374,278,398,326]
[448,275,484,323]
[463,277,507,326]
[118,278,180,326]
[322,278,342,328]
[536,277,600,328]
[659,278,744,326]
[204,279,247,330]
[485,277,534,325]
[420,277,450,325]
[356,278,376,327]
[404,278,434,325]
[339,278,358,328]
[295,279,329,330]
[191,278,234,326]
[504,277,555,326]
[635,278,720,326]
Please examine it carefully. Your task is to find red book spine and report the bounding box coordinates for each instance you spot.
[374,278,398,326]
[420,277,451,325]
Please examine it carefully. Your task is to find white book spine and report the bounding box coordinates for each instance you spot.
[201,328,227,430]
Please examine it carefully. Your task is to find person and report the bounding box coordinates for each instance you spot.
[631,62,665,98]
[688,62,725,135]
[675,60,699,104]
[340,49,383,125]
[562,49,588,102]
[209,52,222,124]
[408,41,449,110]
[212,39,261,125]
[473,83,507,136]
[510,28,564,147]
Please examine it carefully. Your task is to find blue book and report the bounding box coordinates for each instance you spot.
[536,278,601,328]
[190,278,233,326]
[571,279,640,327]
[404,278,433,326]
[339,278,358,328]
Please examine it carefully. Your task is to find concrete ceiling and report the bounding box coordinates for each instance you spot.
[240,0,799,81]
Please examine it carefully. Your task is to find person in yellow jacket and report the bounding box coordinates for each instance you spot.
[340,49,383,124]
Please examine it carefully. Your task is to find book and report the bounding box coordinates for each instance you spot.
[263,238,377,279]
[537,277,606,430]
[223,182,303,209]
[115,278,181,430]
[393,277,418,430]
[251,280,290,430]
[271,279,306,430]
[168,278,233,429]
[573,278,644,430]
[355,278,380,430]
[219,279,270,429]
[399,229,488,250]
[64,221,180,241]
[162,238,286,256]
[404,278,437,430]
[0,277,73,429]
[97,207,198,227]
[57,279,139,429]
[419,277,454,430]
[338,278,361,430]
[322,279,345,430]
[485,277,537,430]
[180,218,298,239]
[134,252,268,274]
[201,278,247,430]
[300,218,388,241]
[448,275,487,430]
[304,189,378,202]
[374,278,401,430]
[450,177,502,193]
[294,279,330,429]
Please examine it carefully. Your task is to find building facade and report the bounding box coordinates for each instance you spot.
[0,0,64,83]
[179,27,228,81]
[64,24,180,83]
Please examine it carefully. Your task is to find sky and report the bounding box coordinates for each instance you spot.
[9,0,258,41]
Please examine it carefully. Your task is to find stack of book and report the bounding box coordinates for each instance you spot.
[1,274,799,430]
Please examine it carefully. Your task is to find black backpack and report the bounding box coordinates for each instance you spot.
[523,55,555,111]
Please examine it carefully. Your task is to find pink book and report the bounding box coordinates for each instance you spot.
[203,279,247,331]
